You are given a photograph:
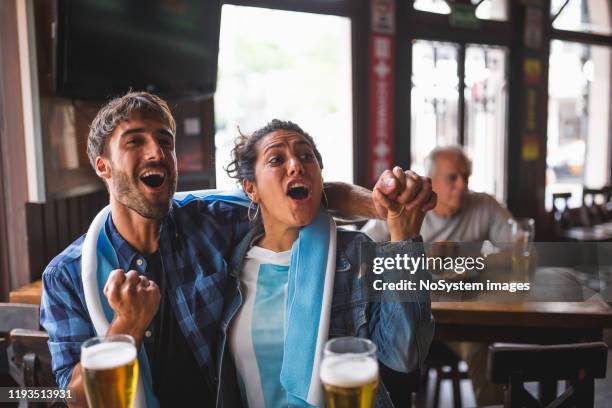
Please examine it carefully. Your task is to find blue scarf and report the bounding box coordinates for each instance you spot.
[282,210,337,406]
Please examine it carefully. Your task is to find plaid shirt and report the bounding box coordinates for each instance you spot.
[40,197,249,389]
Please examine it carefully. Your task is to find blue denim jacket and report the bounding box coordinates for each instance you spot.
[215,225,434,407]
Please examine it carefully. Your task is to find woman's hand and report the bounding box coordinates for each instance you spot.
[373,167,437,241]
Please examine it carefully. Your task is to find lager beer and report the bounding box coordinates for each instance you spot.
[320,337,379,408]
[81,335,139,408]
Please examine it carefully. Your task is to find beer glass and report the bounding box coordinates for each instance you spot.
[81,334,139,408]
[320,337,379,408]
[508,217,535,279]
[508,217,535,254]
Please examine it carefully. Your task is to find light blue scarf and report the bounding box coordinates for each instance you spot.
[81,190,249,408]
[282,210,337,407]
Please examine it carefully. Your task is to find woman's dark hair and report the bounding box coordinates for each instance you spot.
[225,119,324,183]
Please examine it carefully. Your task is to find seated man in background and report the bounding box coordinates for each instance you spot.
[40,91,431,407]
[363,145,513,406]
[363,145,512,244]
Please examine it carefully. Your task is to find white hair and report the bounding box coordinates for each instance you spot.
[424,145,473,176]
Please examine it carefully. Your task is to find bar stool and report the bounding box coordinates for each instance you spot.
[427,341,469,408]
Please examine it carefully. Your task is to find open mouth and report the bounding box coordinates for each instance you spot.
[139,170,166,188]
[287,184,310,200]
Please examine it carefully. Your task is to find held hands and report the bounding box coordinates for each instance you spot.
[373,166,437,241]
[104,269,161,334]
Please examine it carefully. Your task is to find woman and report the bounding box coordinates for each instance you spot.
[216,119,434,407]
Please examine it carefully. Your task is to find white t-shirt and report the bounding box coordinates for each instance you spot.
[363,191,513,243]
[229,246,291,408]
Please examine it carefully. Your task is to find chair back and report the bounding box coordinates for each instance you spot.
[551,193,575,240]
[8,329,55,388]
[581,188,606,227]
[488,342,608,408]
[0,304,39,333]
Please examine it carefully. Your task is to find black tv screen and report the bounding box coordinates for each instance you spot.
[53,0,221,100]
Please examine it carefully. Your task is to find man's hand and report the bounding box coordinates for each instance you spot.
[67,270,160,408]
[373,167,437,241]
[104,269,160,344]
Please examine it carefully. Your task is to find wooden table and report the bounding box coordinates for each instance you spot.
[10,280,612,344]
[432,297,612,344]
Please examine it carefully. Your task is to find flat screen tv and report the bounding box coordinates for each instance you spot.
[53,0,221,100]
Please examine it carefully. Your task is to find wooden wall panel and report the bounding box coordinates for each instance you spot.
[25,203,44,282]
[0,0,31,295]
[26,190,108,282]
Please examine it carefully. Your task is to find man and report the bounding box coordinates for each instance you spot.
[363,145,513,406]
[363,145,512,244]
[40,91,435,407]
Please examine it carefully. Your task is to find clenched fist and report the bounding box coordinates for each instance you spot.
[104,269,161,334]
[373,166,437,241]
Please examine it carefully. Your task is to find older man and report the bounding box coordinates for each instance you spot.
[40,91,435,407]
[363,145,513,406]
[363,145,512,244]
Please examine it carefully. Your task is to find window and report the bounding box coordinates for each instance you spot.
[411,41,459,175]
[414,0,508,21]
[464,44,508,199]
[410,40,509,202]
[551,0,611,35]
[546,40,611,208]
[472,0,507,21]
[547,0,612,209]
[214,5,353,189]
[414,0,451,14]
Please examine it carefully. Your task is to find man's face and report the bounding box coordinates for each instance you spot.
[99,116,177,220]
[431,153,470,216]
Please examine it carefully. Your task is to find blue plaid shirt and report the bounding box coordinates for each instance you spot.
[40,197,249,389]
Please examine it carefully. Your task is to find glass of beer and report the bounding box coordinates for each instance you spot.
[81,334,139,408]
[508,217,535,279]
[320,337,379,408]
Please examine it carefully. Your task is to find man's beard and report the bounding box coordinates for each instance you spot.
[112,165,176,220]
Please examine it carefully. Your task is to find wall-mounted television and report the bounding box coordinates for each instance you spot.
[53,0,221,100]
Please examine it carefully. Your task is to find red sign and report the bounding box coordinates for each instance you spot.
[369,34,395,185]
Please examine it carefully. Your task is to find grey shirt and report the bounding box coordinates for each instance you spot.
[363,191,513,244]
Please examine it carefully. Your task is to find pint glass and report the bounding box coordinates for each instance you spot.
[320,337,379,408]
[81,334,139,408]
[508,217,535,279]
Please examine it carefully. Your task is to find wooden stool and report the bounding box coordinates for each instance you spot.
[427,341,469,408]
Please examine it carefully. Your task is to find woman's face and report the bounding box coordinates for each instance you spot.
[244,130,323,229]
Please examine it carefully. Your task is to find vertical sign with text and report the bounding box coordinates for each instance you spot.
[369,0,395,185]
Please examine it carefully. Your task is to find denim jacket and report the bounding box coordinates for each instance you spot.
[215,224,434,407]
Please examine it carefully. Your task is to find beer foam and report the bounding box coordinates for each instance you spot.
[81,341,137,371]
[320,355,378,388]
